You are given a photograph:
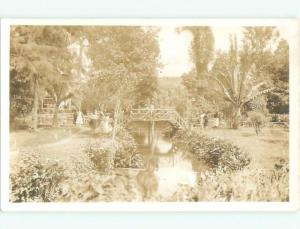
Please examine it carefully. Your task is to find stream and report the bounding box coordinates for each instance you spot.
[129,121,208,198]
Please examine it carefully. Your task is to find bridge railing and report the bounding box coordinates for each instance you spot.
[130,108,174,120]
[130,108,189,129]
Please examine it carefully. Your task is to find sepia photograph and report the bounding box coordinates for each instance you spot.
[1,19,299,211]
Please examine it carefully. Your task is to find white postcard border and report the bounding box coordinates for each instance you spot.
[1,18,299,211]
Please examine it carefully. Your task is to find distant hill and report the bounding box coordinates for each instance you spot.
[157,76,183,90]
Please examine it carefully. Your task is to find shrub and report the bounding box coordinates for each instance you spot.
[247,111,266,135]
[168,159,289,202]
[114,151,144,169]
[173,130,250,171]
[85,141,115,173]
[10,152,66,202]
[86,128,144,172]
[115,127,144,168]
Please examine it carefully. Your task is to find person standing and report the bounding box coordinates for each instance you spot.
[150,104,154,115]
[200,112,206,129]
[76,111,83,128]
[204,112,209,129]
[73,110,77,125]
[214,112,220,128]
[89,110,99,130]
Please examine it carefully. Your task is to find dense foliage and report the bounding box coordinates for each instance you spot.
[180,27,289,129]
[80,27,160,112]
[10,151,66,202]
[180,27,220,115]
[247,111,266,135]
[85,128,144,172]
[10,148,143,202]
[10,26,77,128]
[10,26,160,131]
[114,127,144,168]
[168,159,288,202]
[173,130,251,171]
[266,40,289,114]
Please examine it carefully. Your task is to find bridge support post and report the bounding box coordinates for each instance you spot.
[148,121,155,146]
[148,122,151,144]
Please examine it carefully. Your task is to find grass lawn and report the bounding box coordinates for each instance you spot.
[9,128,111,160]
[203,126,288,170]
[10,127,80,149]
[9,127,114,180]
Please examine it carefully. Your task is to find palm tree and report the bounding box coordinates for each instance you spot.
[212,37,273,129]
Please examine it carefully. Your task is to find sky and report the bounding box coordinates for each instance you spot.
[158,26,290,77]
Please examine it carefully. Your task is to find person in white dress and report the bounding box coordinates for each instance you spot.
[98,115,112,133]
[200,113,206,129]
[76,111,83,127]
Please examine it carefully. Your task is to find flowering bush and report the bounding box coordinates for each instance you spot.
[173,130,250,171]
[10,151,66,202]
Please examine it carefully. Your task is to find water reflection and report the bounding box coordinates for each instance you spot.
[133,122,205,199]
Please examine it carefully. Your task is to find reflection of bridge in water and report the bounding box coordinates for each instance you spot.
[129,107,189,146]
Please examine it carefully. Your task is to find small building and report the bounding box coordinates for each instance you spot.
[38,95,77,127]
[39,96,74,114]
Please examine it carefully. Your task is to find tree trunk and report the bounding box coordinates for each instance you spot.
[52,102,60,127]
[31,77,38,130]
[232,106,241,129]
[112,99,120,142]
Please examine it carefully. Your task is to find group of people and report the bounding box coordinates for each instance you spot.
[199,111,221,129]
[73,109,112,133]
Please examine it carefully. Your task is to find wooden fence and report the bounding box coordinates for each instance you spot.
[38,112,89,127]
